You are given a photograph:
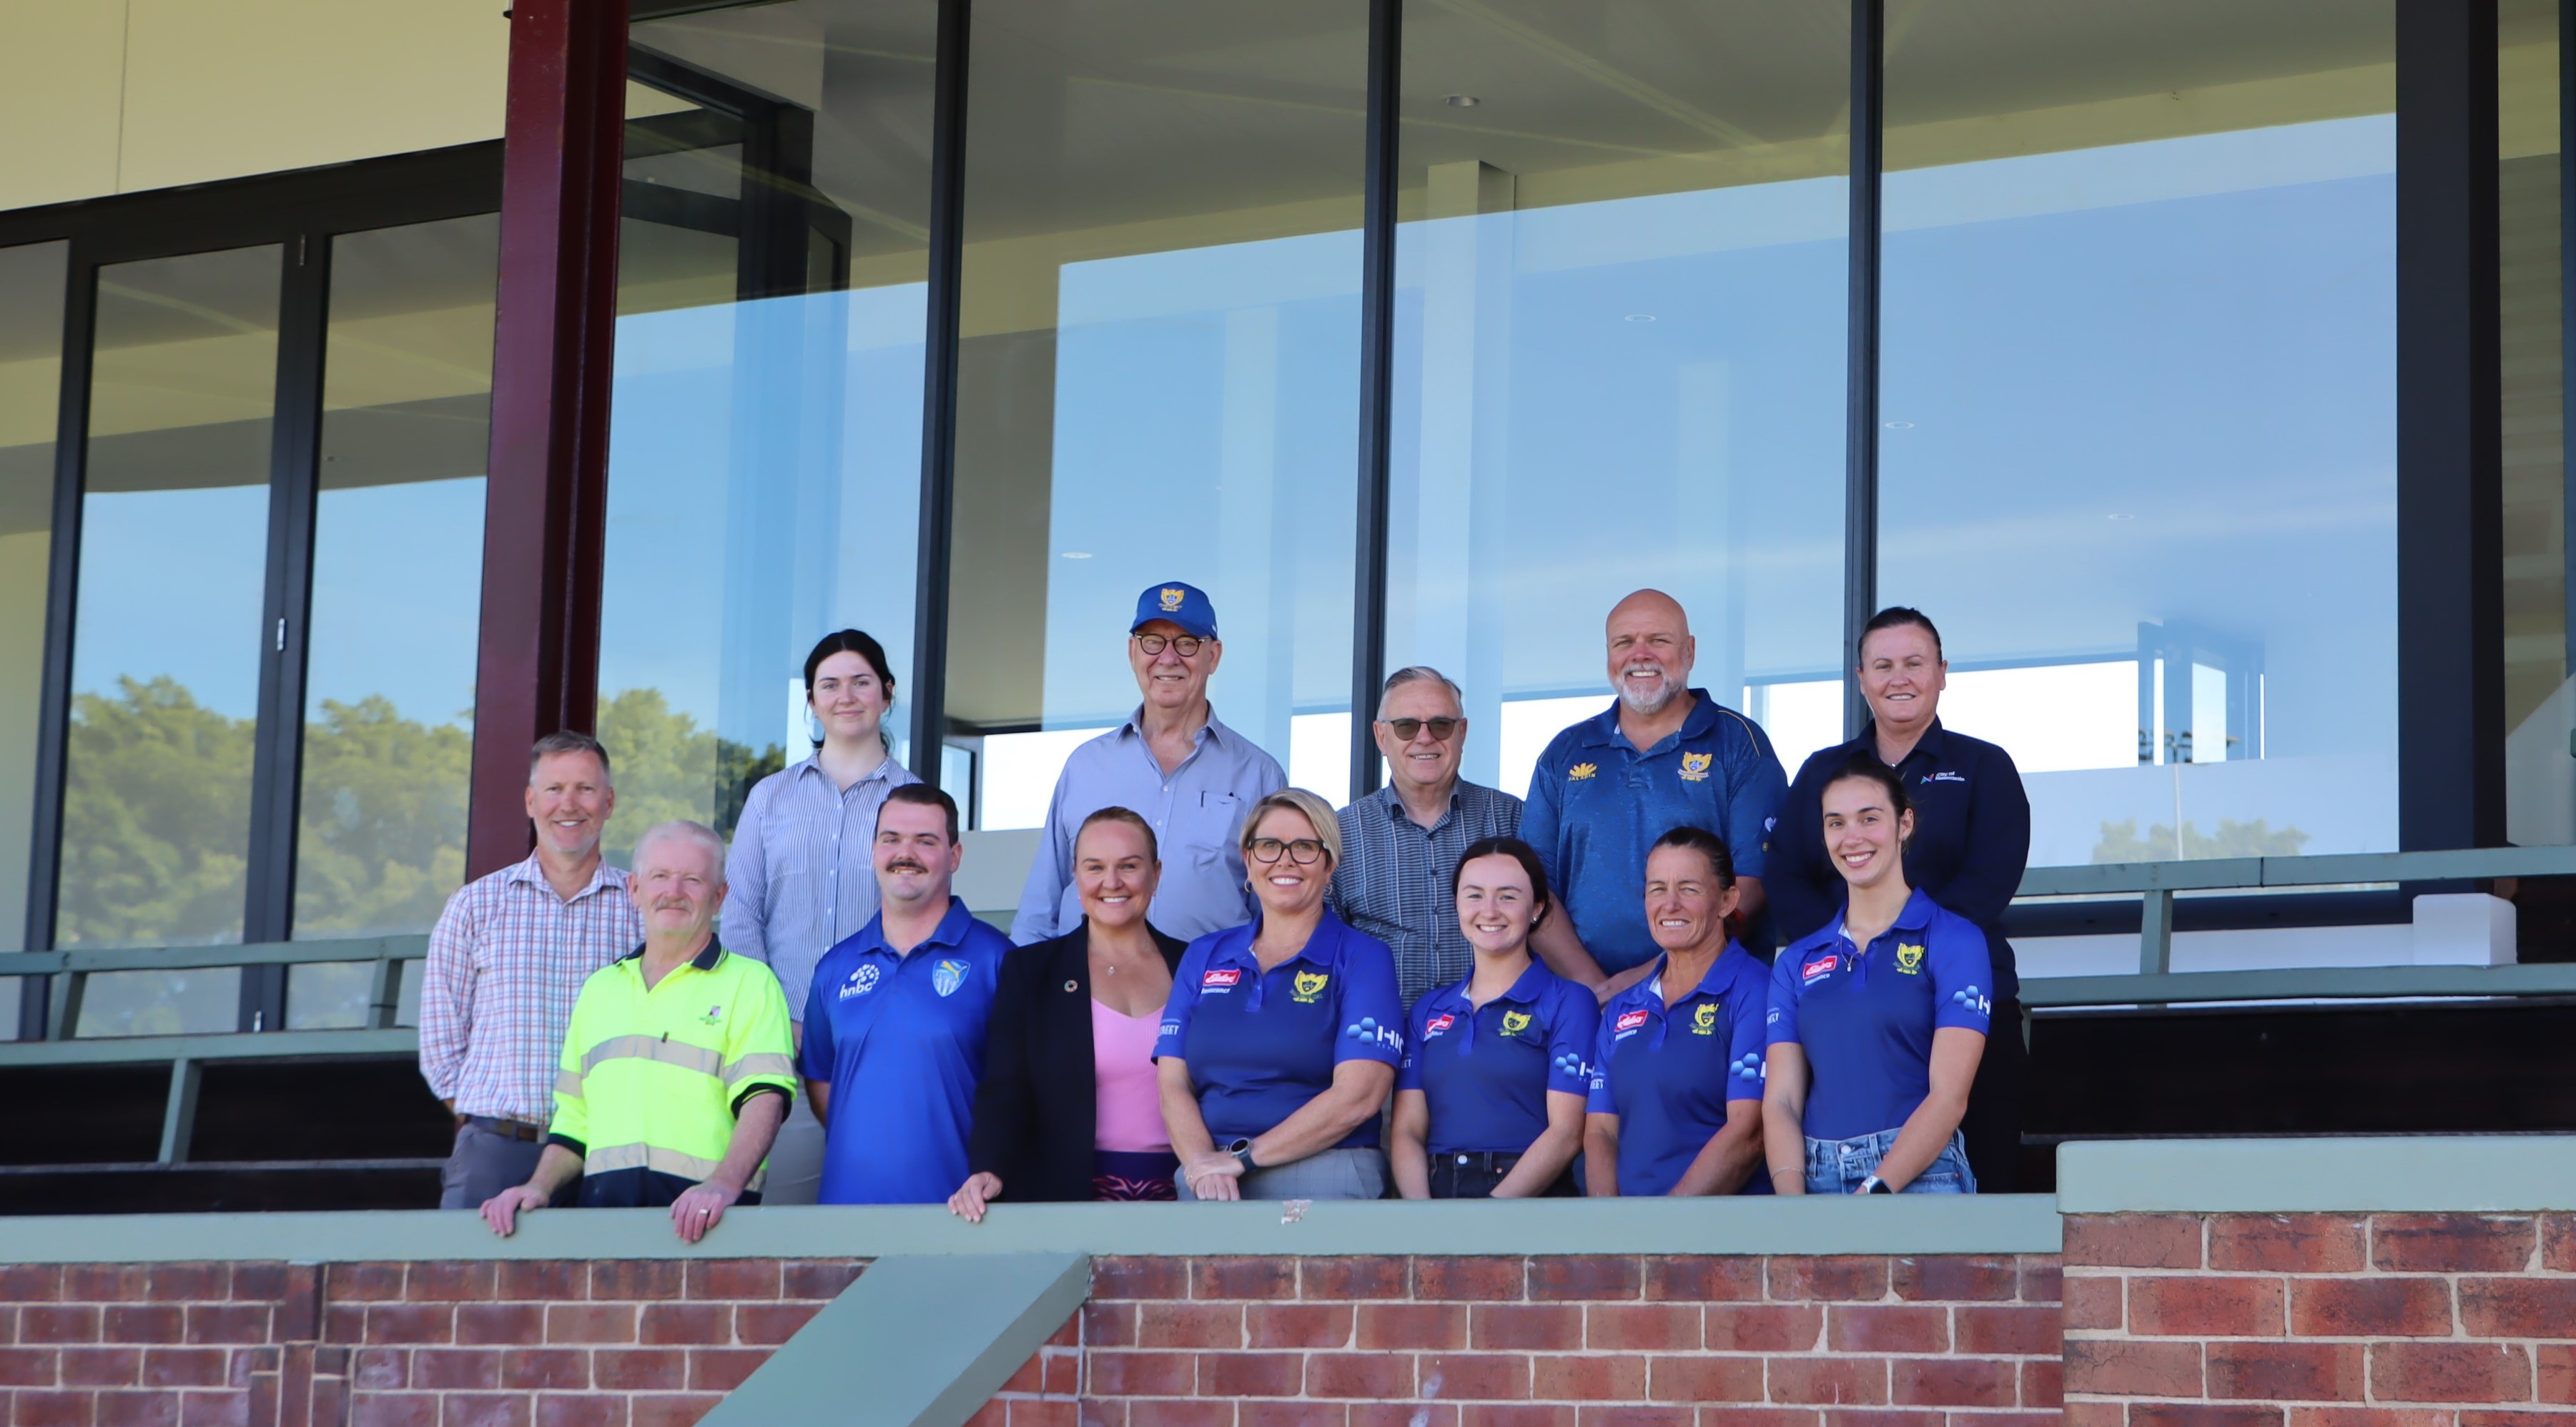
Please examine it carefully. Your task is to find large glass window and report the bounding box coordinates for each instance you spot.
[2501,0,2568,846]
[1879,1,2398,866]
[945,0,1368,824]
[1387,1,1851,799]
[598,4,934,864]
[0,241,66,969]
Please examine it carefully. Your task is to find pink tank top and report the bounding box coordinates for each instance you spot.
[1091,998,1170,1152]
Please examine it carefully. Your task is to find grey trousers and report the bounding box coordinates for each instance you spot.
[438,1120,546,1209]
[758,1095,826,1206]
[1178,1146,1387,1201]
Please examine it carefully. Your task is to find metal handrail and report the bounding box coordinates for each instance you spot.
[1,934,427,1047]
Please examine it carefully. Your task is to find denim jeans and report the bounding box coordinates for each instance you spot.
[1804,1127,1977,1195]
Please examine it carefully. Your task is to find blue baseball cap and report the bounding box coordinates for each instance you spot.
[1131,581,1219,641]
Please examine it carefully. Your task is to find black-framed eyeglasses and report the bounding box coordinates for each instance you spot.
[1133,633,1205,658]
[1382,716,1461,741]
[1248,836,1328,865]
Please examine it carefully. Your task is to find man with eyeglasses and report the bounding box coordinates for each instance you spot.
[1330,666,1523,1004]
[1012,580,1286,945]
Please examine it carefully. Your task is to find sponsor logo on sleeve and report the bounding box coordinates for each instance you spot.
[1800,954,1838,982]
[1690,1002,1718,1035]
[1554,1052,1589,1080]
[1292,970,1331,1004]
[1501,1009,1532,1037]
[1950,984,1992,1017]
[1201,968,1242,991]
[1679,751,1713,782]
[1731,1052,1765,1083]
[1159,1019,1180,1038]
[1895,943,1925,974]
[1342,1016,1403,1052]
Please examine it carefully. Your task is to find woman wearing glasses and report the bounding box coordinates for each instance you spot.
[1155,789,1405,1200]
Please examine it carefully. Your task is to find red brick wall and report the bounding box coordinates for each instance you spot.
[2063,1211,2576,1427]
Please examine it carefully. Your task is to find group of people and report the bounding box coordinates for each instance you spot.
[420,579,2030,1238]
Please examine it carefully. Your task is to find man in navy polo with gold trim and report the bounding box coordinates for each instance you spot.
[799,784,1010,1205]
[1521,590,1787,999]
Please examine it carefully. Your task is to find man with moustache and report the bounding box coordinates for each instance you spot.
[420,732,645,1208]
[800,784,1013,1203]
[1521,590,1787,1000]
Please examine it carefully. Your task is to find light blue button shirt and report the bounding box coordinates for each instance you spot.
[721,753,920,1019]
[1010,706,1285,946]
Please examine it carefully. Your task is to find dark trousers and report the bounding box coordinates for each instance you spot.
[1961,999,2028,1193]
[1425,1152,1578,1200]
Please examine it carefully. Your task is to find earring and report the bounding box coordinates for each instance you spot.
[806,711,827,746]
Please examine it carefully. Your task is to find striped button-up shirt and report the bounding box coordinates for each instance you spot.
[418,854,641,1125]
[1330,779,1523,1004]
[721,754,920,1019]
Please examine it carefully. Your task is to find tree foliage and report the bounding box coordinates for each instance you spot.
[2092,816,2311,863]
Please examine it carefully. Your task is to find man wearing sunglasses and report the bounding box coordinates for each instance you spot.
[1329,667,1522,1004]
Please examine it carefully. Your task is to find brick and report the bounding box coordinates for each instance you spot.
[1421,1355,1530,1402]
[12,1391,98,1427]
[435,1393,530,1427]
[404,1350,498,1392]
[1225,1406,1338,1427]
[684,1263,774,1301]
[2374,1215,2537,1273]
[1306,1353,1413,1399]
[1001,1351,1045,1396]
[2130,1278,2283,1338]
[2062,1405,2123,1427]
[781,1263,864,1301]
[1357,1409,1455,1427]
[178,1391,248,1427]
[589,1349,685,1392]
[94,1394,178,1427]
[2065,1276,2122,1332]
[1648,1357,1764,1403]
[180,1309,265,1348]
[454,1307,541,1346]
[2545,1216,2576,1273]
[2372,1343,2533,1405]
[1890,1361,2015,1410]
[2459,1415,2576,1427]
[1087,1351,1195,1396]
[2286,1411,2456,1427]
[2066,1215,2203,1270]
[1200,1351,1303,1398]
[98,1310,179,1346]
[400,1265,495,1304]
[24,1310,102,1345]
[226,1347,276,1388]
[1474,1306,1581,1352]
[1123,1404,1232,1427]
[1419,1260,1527,1303]
[1093,1259,1187,1301]
[627,1396,721,1427]
[1135,1305,1241,1351]
[2023,1359,2062,1409]
[2545,1345,2575,1406]
[1245,1306,1350,1350]
[1765,1260,1887,1303]
[1692,1411,1820,1427]
[1706,1307,1822,1353]
[59,1349,142,1388]
[2209,1215,2367,1274]
[227,1266,283,1303]
[586,1263,682,1303]
[1193,1259,1296,1302]
[1301,1260,1410,1301]
[362,1306,454,1347]
[1766,1358,1888,1407]
[1449,1409,1561,1427]
[332,1266,406,1303]
[1047,1348,1081,1395]
[142,1268,223,1305]
[349,1394,438,1427]
[322,1305,365,1345]
[1529,1260,1641,1303]
[352,1348,408,1390]
[0,1266,66,1302]
[500,1350,588,1391]
[532,1396,626,1427]
[2292,1279,2453,1338]
[636,1305,727,1346]
[141,1351,227,1388]
[737,1304,823,1348]
[2130,1409,2281,1427]
[1644,1260,1765,1303]
[2464,1279,2576,1340]
[1820,1413,1944,1427]
[2209,1343,2364,1404]
[1011,1407,1083,1427]
[1827,1307,1945,1354]
[1082,1305,1138,1349]
[1358,1305,1466,1351]
[2066,1339,2204,1399]
[1891,1257,2017,1303]
[0,1347,58,1386]
[544,1307,636,1347]
[1534,1356,1647,1401]
[1590,1306,1702,1353]
[2017,1258,2063,1305]
[1574,1408,1691,1427]
[494,1263,584,1300]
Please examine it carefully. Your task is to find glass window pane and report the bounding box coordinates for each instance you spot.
[2502,0,2568,846]
[61,244,281,1031]
[601,7,934,863]
[287,213,498,1028]
[1388,1,1851,798]
[1880,2,2397,865]
[0,240,66,961]
[947,0,1367,821]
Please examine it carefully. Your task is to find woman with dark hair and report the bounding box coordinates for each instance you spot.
[721,629,919,1205]
[1764,756,1991,1195]
[1583,826,1773,1196]
[1388,836,1594,1199]
[949,807,1187,1215]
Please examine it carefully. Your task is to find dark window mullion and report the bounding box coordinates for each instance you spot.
[1348,0,1401,804]
[1844,0,1885,742]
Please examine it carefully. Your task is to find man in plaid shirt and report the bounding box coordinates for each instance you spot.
[420,731,644,1208]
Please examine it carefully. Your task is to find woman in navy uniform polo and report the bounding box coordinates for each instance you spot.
[1764,756,1991,1195]
[1155,789,1405,1200]
[1389,837,1594,1199]
[1582,826,1772,1197]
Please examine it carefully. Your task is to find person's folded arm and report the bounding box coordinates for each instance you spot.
[1669,1096,1765,1196]
[1247,1060,1394,1168]
[1868,1028,1984,1191]
[1762,1043,1810,1195]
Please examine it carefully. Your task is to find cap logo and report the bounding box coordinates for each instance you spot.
[1159,587,1186,612]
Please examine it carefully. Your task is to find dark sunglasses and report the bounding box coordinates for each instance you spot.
[1382,716,1461,741]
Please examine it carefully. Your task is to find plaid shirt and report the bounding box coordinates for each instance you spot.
[1330,779,1523,1004]
[418,853,642,1125]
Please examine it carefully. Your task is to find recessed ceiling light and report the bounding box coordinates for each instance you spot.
[1624,313,1655,322]
[1445,94,1480,107]
[1061,550,1092,559]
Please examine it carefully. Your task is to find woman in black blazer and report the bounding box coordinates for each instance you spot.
[952,808,1185,1212]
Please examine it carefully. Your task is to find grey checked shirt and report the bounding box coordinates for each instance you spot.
[721,753,920,1019]
[1330,779,1523,1004]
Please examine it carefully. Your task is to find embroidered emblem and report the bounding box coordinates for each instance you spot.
[1801,954,1837,982]
[1895,943,1925,974]
[1692,1002,1717,1035]
[932,958,969,997]
[1159,586,1186,612]
[1614,1008,1650,1036]
[1679,751,1713,782]
[1423,1012,1456,1039]
[1569,762,1598,781]
[1293,970,1330,1004]
[699,1004,724,1025]
[1202,968,1242,989]
[1501,1009,1532,1037]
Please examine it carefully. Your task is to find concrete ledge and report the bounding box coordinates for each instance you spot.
[0,1193,2063,1263]
[2058,1135,2576,1213]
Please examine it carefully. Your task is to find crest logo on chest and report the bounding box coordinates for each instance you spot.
[1501,1009,1532,1037]
[1679,751,1713,782]
[1293,970,1331,1004]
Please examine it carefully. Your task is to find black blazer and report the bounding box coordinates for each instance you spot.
[967,922,1188,1202]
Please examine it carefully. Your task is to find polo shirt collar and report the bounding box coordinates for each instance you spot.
[1832,888,1938,948]
[1208,907,1351,971]
[1426,956,1551,1012]
[1119,703,1242,751]
[1372,781,1462,831]
[1645,944,1739,1002]
[789,753,902,789]
[504,851,623,903]
[616,934,726,972]
[849,896,977,958]
[1852,717,1950,767]
[1577,688,1719,754]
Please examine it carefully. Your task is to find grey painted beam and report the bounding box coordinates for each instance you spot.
[0,1027,417,1067]
[2020,962,2576,1007]
[0,936,429,977]
[2017,844,2576,898]
[700,1254,1087,1427]
[2059,1136,2576,1213]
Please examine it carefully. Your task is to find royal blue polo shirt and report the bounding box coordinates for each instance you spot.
[1585,944,1772,1196]
[1520,691,1788,974]
[1396,960,1596,1155]
[1765,888,1993,1143]
[1768,719,2030,1001]
[1154,909,1404,1149]
[798,896,1010,1204]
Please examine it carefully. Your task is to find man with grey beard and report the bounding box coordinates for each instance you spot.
[1519,589,1787,1002]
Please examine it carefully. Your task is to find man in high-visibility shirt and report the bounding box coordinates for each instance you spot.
[480,819,795,1243]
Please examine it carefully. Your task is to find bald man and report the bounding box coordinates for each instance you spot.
[1521,590,1787,1001]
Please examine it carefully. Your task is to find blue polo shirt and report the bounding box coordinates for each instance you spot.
[1521,692,1787,974]
[1765,888,1993,1143]
[1768,720,2030,1001]
[1585,945,1772,1196]
[798,897,1010,1204]
[1154,909,1404,1149]
[1396,960,1596,1155]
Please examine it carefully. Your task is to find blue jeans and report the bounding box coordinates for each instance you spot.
[1804,1127,1977,1195]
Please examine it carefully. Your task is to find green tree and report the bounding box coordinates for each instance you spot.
[292,695,472,939]
[595,686,782,869]
[2093,817,2311,862]
[57,676,257,950]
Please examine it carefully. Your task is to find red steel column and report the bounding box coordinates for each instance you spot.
[465,0,629,878]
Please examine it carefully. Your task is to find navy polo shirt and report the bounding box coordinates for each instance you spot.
[1585,944,1772,1196]
[1765,888,1993,1143]
[1155,909,1404,1149]
[1768,719,2030,1001]
[798,897,1010,1204]
[1396,960,1596,1155]
[1520,692,1787,974]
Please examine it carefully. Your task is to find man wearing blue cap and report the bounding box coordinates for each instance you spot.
[1010,581,1287,946]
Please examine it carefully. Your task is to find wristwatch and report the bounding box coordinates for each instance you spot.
[1859,1175,1892,1195]
[1225,1137,1258,1172]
